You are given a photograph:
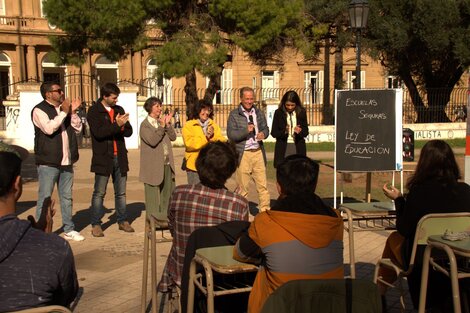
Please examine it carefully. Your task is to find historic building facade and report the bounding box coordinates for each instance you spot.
[0,0,413,127]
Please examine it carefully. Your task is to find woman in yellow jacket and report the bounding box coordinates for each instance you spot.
[182,100,226,184]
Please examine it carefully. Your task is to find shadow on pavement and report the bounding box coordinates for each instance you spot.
[99,202,145,231]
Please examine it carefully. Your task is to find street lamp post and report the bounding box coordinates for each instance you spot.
[349,0,369,89]
[349,0,371,201]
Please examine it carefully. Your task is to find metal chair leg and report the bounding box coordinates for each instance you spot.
[141,217,150,313]
[150,217,158,313]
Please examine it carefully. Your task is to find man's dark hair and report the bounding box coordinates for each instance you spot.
[276,155,319,196]
[196,141,238,189]
[100,83,120,97]
[40,81,58,99]
[144,97,162,114]
[0,152,21,197]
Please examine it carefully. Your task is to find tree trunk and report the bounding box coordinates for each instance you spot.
[400,68,453,123]
[331,49,344,125]
[426,88,452,123]
[204,74,221,104]
[184,69,198,119]
[400,71,427,123]
[321,38,333,125]
[334,49,344,90]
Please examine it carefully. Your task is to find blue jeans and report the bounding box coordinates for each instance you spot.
[36,165,75,233]
[90,157,127,225]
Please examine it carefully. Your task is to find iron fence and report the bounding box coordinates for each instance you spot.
[1,74,468,131]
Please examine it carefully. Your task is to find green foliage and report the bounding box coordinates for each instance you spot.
[210,0,304,60]
[43,0,169,64]
[365,0,470,122]
[367,0,470,88]
[295,0,352,58]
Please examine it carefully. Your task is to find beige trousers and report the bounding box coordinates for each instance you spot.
[236,149,271,211]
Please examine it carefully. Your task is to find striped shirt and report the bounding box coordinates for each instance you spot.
[158,183,249,292]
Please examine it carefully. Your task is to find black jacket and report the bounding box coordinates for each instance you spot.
[181,221,252,313]
[0,215,78,311]
[394,180,470,308]
[32,100,79,166]
[87,100,133,175]
[270,108,308,168]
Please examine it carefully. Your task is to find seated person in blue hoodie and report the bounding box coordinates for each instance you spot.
[0,142,78,312]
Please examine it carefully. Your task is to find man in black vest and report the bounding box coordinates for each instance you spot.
[32,82,84,241]
[87,82,134,237]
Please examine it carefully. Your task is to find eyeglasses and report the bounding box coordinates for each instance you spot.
[49,89,63,93]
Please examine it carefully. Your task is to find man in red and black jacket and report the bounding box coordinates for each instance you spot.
[87,82,134,237]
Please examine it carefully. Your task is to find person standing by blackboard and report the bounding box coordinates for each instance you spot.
[271,90,309,168]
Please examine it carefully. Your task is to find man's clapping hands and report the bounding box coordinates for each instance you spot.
[116,113,130,127]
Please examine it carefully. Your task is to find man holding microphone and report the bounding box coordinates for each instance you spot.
[227,87,271,212]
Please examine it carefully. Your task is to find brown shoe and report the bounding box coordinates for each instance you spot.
[91,225,104,237]
[118,221,135,233]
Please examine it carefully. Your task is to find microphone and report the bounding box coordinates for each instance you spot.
[248,115,255,136]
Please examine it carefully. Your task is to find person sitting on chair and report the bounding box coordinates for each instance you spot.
[158,141,249,294]
[0,142,78,311]
[234,155,344,313]
[379,139,470,311]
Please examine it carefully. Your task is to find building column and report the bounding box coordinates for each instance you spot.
[133,51,143,81]
[121,53,133,81]
[26,45,38,80]
[16,45,26,81]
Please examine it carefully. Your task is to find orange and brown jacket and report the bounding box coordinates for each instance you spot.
[234,193,344,313]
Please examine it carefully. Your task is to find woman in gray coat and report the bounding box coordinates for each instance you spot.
[139,97,176,227]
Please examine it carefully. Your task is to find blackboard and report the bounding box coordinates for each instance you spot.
[335,89,402,171]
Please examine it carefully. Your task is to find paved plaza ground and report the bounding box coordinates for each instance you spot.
[13,144,442,313]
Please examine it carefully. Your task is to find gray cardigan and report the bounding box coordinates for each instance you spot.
[139,118,176,186]
[227,105,269,164]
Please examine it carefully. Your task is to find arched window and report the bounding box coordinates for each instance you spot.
[146,59,172,104]
[41,53,65,86]
[95,55,118,89]
[96,56,119,69]
[0,52,11,101]
[0,52,9,64]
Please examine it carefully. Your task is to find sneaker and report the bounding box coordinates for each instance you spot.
[91,225,104,237]
[118,221,135,233]
[64,230,85,241]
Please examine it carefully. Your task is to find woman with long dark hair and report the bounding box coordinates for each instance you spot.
[270,90,309,168]
[379,140,470,311]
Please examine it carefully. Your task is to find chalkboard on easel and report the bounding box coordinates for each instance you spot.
[335,89,402,172]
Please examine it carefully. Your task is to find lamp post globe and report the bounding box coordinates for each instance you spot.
[349,0,369,90]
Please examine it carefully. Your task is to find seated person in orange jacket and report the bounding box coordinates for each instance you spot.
[234,155,344,313]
